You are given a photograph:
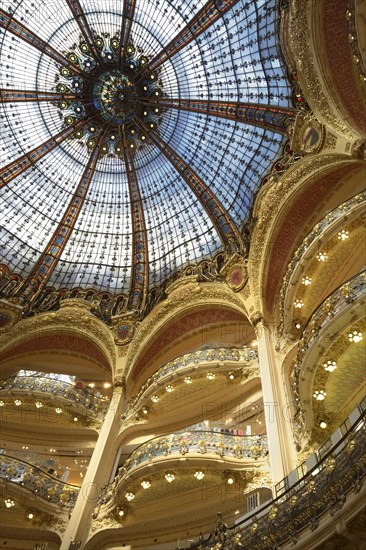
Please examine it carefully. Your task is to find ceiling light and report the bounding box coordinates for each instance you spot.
[14,400,22,406]
[73,416,79,422]
[4,499,15,508]
[117,508,125,517]
[55,407,62,414]
[88,383,95,388]
[294,299,304,309]
[323,360,337,372]
[301,276,312,286]
[151,395,159,402]
[35,401,43,408]
[194,471,204,480]
[228,372,235,380]
[313,390,326,401]
[316,252,328,262]
[104,382,111,389]
[337,229,349,240]
[0,401,4,407]
[141,480,151,489]
[294,322,302,329]
[207,372,215,380]
[319,421,327,429]
[125,492,135,501]
[227,476,234,485]
[165,385,174,392]
[27,512,34,519]
[141,407,149,415]
[165,472,175,482]
[184,376,192,384]
[349,331,363,343]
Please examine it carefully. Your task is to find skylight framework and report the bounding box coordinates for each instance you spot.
[0,0,294,305]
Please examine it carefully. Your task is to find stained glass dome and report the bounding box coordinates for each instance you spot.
[0,0,294,314]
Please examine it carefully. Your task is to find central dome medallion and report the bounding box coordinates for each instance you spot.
[57,37,164,154]
[93,70,138,125]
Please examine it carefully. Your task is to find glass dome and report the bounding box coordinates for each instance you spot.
[0,0,293,310]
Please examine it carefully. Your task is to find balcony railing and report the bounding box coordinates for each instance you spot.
[278,192,366,336]
[0,454,80,508]
[127,347,259,414]
[185,398,366,549]
[102,431,268,505]
[0,374,110,413]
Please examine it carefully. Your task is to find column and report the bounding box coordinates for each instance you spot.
[255,320,297,485]
[60,380,125,550]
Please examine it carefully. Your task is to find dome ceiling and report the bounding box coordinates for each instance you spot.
[0,0,294,312]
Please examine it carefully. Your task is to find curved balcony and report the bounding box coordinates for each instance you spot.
[185,398,366,549]
[0,454,80,509]
[102,431,268,506]
[0,374,110,414]
[125,347,259,417]
[291,271,365,439]
[278,192,365,336]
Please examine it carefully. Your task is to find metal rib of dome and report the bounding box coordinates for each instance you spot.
[0,0,294,312]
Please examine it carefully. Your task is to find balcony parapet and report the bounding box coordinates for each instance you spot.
[100,431,268,507]
[0,454,80,509]
[185,399,366,549]
[278,192,366,338]
[291,271,365,440]
[124,347,259,419]
[0,374,110,414]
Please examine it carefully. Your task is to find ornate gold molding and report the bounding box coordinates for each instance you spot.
[0,298,116,373]
[287,0,359,141]
[125,280,248,377]
[249,153,350,307]
[0,298,23,331]
[220,253,249,292]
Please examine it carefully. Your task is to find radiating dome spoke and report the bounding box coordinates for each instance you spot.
[118,0,137,69]
[0,0,294,301]
[0,8,85,77]
[0,89,78,104]
[135,120,242,255]
[0,119,88,188]
[122,138,149,311]
[144,99,295,135]
[64,0,105,65]
[16,130,106,303]
[136,0,243,77]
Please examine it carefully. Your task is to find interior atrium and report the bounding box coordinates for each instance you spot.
[0,0,365,548]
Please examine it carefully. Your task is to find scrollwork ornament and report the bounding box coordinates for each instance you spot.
[287,1,358,140]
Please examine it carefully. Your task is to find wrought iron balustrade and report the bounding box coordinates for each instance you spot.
[184,399,366,549]
[127,347,259,414]
[0,454,80,508]
[0,374,110,413]
[101,431,268,505]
